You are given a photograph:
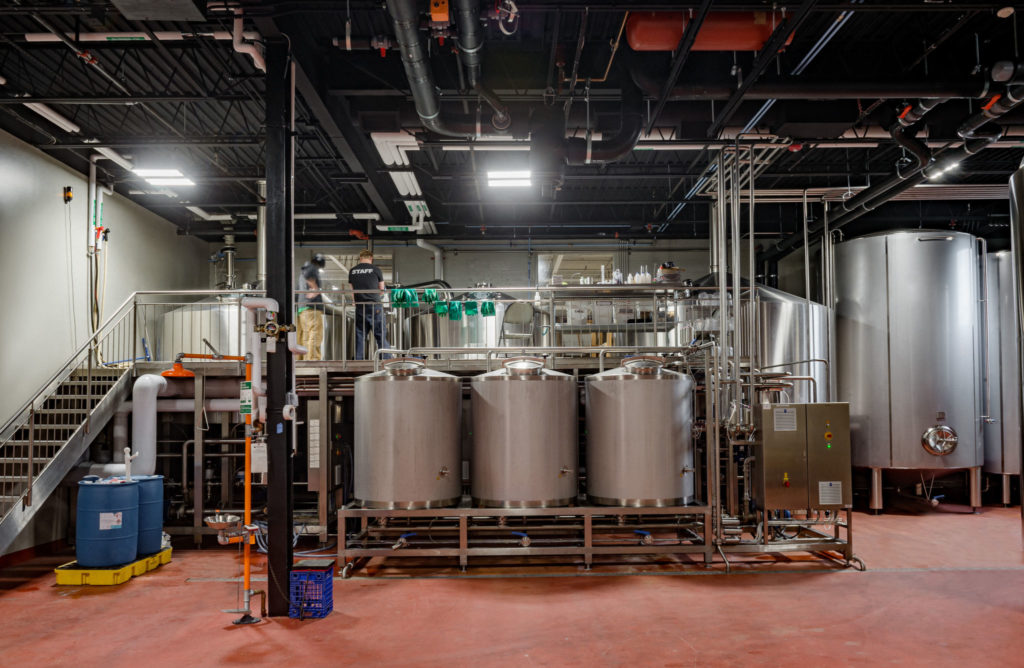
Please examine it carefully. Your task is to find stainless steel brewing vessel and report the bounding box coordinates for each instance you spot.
[835,230,983,471]
[984,251,1021,476]
[159,298,246,360]
[585,357,695,506]
[751,286,829,404]
[470,358,578,507]
[354,358,462,508]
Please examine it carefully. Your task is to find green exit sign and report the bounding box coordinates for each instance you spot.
[387,226,412,232]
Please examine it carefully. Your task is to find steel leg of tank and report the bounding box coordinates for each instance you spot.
[459,516,468,572]
[970,466,983,510]
[869,468,883,514]
[1003,474,1013,507]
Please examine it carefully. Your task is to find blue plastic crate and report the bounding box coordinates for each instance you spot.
[289,562,334,620]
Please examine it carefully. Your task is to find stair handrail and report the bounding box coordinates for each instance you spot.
[0,289,266,440]
[0,293,140,443]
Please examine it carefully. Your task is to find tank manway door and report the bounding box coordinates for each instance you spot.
[752,403,852,511]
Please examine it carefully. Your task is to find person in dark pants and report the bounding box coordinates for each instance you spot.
[348,249,390,360]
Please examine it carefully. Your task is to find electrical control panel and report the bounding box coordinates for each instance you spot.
[752,403,852,511]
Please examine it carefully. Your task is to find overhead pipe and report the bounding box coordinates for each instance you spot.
[452,0,510,130]
[386,0,480,138]
[416,239,444,280]
[566,72,643,165]
[759,79,1024,266]
[232,9,266,73]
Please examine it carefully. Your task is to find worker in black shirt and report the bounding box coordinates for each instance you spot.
[348,249,391,360]
[296,254,327,360]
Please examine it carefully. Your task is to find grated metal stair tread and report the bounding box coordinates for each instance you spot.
[0,367,131,555]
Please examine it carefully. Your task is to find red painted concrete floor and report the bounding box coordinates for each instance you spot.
[2,506,1023,667]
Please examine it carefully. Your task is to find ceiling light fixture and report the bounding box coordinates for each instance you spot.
[997,6,1014,19]
[487,170,531,187]
[134,168,195,186]
[134,168,184,177]
[146,177,195,186]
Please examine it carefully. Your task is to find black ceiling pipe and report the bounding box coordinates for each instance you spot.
[959,83,1024,139]
[453,0,483,87]
[830,124,933,219]
[452,0,510,130]
[565,74,643,165]
[758,79,1024,266]
[387,0,478,138]
[828,130,1004,232]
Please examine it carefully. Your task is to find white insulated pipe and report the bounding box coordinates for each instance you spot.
[416,239,444,280]
[131,374,168,476]
[232,11,266,73]
[242,297,279,407]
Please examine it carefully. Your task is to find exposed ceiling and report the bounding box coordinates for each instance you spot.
[1,1,1022,248]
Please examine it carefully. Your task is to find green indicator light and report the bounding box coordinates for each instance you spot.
[826,443,832,449]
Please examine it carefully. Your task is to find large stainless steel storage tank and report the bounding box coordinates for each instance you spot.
[984,252,1021,491]
[354,358,462,508]
[835,230,984,509]
[585,357,695,506]
[470,358,578,507]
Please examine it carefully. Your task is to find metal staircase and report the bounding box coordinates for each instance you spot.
[0,295,138,555]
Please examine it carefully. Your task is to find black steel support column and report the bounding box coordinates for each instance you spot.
[264,36,295,617]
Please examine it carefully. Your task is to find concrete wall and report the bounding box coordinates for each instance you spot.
[0,129,209,555]
[0,129,209,423]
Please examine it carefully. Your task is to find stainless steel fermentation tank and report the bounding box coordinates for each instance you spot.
[985,251,1021,504]
[835,230,984,511]
[470,358,578,507]
[354,359,462,508]
[585,357,695,506]
[159,298,246,359]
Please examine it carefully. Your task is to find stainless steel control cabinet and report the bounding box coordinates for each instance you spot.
[753,403,852,511]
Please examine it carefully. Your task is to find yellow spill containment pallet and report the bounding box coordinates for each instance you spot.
[55,548,172,586]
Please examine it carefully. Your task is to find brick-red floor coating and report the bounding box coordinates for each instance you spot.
[2,506,1023,666]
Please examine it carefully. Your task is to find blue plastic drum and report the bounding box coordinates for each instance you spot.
[134,475,165,555]
[76,476,139,567]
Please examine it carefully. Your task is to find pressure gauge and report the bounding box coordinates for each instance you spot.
[921,425,958,456]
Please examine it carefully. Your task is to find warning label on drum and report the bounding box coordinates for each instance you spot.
[819,481,843,505]
[99,512,123,531]
[774,407,798,432]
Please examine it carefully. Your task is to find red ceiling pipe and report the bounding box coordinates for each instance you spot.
[626,11,795,52]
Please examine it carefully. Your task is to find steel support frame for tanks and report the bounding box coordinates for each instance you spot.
[337,503,714,575]
[719,508,854,563]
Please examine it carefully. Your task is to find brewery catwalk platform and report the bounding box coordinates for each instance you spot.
[0,508,1022,666]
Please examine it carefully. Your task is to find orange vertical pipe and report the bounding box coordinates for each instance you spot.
[243,361,252,595]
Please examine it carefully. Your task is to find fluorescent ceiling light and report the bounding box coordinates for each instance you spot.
[487,170,531,187]
[134,168,183,177]
[488,179,532,187]
[146,177,195,186]
[487,170,530,180]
